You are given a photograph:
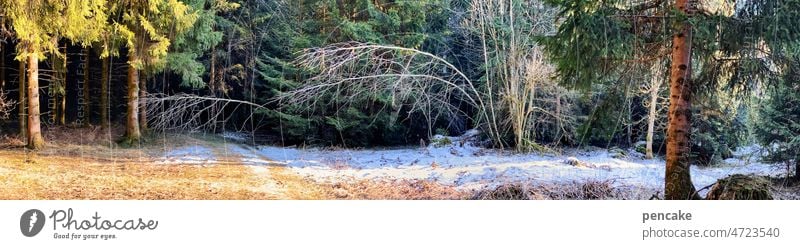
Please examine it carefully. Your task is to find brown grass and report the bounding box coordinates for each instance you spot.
[0,149,274,200]
[472,180,655,200]
[0,126,467,200]
[0,126,695,200]
[321,178,469,200]
[0,127,273,199]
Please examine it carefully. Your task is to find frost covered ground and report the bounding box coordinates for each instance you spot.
[256,144,783,195]
[145,132,787,197]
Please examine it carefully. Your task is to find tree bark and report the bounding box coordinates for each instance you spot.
[82,49,90,125]
[646,60,663,159]
[795,158,799,181]
[209,47,216,92]
[1,42,5,91]
[27,53,45,150]
[101,56,109,129]
[18,57,26,138]
[665,0,699,200]
[139,72,147,131]
[125,54,141,143]
[59,47,66,125]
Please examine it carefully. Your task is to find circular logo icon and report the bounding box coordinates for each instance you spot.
[20,209,45,237]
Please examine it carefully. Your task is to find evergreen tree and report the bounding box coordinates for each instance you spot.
[1,0,108,149]
[247,0,451,146]
[113,0,197,144]
[755,58,800,180]
[167,0,238,89]
[541,0,800,199]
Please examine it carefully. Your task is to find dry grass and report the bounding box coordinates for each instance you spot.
[472,180,656,200]
[321,178,469,200]
[0,150,273,199]
[0,127,273,199]
[0,126,468,200]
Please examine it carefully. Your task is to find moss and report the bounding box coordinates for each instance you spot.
[430,136,452,148]
[706,174,773,200]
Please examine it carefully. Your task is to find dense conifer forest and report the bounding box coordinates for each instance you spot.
[0,0,797,200]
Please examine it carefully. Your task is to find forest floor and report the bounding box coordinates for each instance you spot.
[0,127,797,200]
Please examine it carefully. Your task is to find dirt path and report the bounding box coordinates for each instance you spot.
[220,144,331,199]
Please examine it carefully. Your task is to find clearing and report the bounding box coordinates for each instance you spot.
[0,128,796,200]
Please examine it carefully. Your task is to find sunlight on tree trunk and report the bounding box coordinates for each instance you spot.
[0,43,5,91]
[665,0,699,200]
[18,57,26,138]
[139,75,147,131]
[26,53,44,150]
[646,60,664,159]
[126,54,141,143]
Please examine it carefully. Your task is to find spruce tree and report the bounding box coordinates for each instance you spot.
[1,0,108,149]
[112,0,197,144]
[541,0,800,199]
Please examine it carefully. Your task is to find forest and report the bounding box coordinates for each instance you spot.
[0,0,798,200]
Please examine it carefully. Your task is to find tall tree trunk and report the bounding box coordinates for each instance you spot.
[646,60,663,159]
[665,0,699,200]
[101,56,109,129]
[82,49,90,125]
[18,59,26,138]
[795,158,799,180]
[1,42,5,91]
[209,47,216,91]
[27,53,45,150]
[139,72,147,131]
[59,47,66,125]
[125,55,141,143]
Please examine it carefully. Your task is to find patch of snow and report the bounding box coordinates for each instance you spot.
[221,131,249,142]
[256,142,785,195]
[155,146,218,165]
[226,145,271,165]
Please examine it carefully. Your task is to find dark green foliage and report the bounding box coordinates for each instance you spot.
[576,83,630,147]
[540,0,651,89]
[690,95,746,166]
[168,0,238,88]
[754,71,800,166]
[249,0,451,146]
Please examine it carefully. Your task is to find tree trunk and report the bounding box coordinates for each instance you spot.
[795,158,799,181]
[646,60,663,159]
[209,47,216,91]
[139,73,147,131]
[665,0,699,200]
[27,53,45,150]
[59,92,65,125]
[82,49,90,125]
[18,59,26,138]
[101,56,109,129]
[1,42,5,91]
[125,55,141,143]
[59,48,66,125]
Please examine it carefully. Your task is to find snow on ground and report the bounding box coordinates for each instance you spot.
[153,132,785,196]
[254,135,785,194]
[154,145,219,165]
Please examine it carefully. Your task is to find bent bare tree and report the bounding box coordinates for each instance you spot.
[145,93,269,133]
[280,42,499,143]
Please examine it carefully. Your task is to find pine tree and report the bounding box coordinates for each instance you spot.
[1,0,108,149]
[541,0,800,199]
[755,58,800,180]
[113,0,197,144]
[167,0,238,89]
